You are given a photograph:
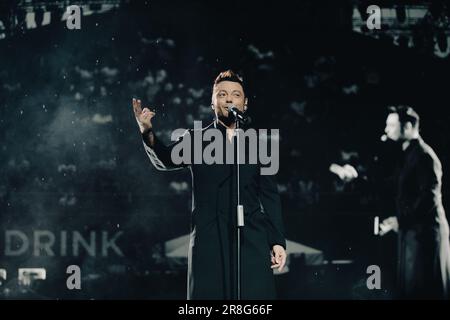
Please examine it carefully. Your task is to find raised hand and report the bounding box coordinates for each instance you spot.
[132,98,155,134]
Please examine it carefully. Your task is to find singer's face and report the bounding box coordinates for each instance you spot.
[384,113,402,141]
[212,81,247,119]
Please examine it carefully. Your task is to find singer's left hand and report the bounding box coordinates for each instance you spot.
[271,245,287,272]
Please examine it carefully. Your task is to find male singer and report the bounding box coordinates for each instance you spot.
[132,70,286,299]
[380,106,450,299]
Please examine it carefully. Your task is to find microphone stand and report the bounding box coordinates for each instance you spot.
[230,109,245,300]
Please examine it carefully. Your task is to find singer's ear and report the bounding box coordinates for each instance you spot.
[211,104,214,110]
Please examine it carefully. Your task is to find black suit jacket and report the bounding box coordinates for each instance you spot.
[142,120,286,299]
[395,137,450,299]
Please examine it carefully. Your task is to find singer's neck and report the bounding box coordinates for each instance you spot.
[216,119,237,142]
[402,134,420,151]
[217,119,236,130]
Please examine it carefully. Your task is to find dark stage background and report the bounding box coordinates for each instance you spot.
[1,0,450,299]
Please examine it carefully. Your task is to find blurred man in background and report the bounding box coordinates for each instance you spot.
[380,105,450,299]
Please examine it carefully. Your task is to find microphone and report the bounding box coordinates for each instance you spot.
[380,134,387,142]
[226,106,251,124]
